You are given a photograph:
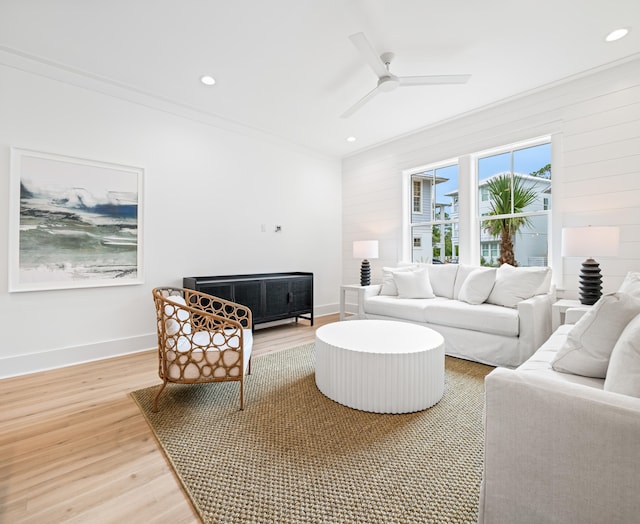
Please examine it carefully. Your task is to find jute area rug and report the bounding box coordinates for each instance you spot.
[131,343,493,524]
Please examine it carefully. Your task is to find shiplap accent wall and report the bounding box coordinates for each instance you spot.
[342,57,640,299]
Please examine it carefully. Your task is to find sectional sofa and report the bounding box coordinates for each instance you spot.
[351,263,554,368]
[480,271,640,523]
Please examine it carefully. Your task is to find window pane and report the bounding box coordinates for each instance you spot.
[477,140,551,267]
[410,163,460,264]
[411,223,457,264]
[435,164,459,217]
[513,143,551,179]
[478,151,511,215]
[411,225,432,263]
[478,152,510,180]
[480,214,549,267]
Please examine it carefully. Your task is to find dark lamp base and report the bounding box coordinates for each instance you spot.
[360,259,371,287]
[578,258,602,306]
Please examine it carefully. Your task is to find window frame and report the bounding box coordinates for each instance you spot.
[475,137,552,267]
[404,136,552,267]
[406,160,460,264]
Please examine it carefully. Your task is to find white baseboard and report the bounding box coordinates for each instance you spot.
[0,304,340,380]
[0,333,157,380]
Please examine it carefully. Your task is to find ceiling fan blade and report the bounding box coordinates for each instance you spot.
[340,86,381,118]
[349,32,389,78]
[399,74,471,86]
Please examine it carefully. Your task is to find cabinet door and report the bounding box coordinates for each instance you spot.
[290,277,312,315]
[264,280,290,319]
[198,283,233,301]
[233,281,263,321]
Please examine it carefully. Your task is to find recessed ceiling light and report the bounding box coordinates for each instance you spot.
[346,136,356,143]
[605,28,630,42]
[200,75,216,86]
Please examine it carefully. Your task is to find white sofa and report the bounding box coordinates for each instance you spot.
[352,263,555,368]
[480,273,640,523]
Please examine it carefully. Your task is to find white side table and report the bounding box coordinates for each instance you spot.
[552,299,587,330]
[339,284,365,320]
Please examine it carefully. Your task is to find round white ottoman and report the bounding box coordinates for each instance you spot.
[314,320,445,413]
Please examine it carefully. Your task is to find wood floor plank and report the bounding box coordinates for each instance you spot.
[0,313,337,523]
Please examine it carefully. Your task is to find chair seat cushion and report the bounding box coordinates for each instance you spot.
[166,328,253,380]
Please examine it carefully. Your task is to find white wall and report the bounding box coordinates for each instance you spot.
[342,57,640,297]
[0,63,342,377]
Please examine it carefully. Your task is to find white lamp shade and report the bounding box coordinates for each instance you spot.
[353,240,379,259]
[561,226,620,258]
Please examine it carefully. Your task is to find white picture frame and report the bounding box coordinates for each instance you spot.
[9,148,144,292]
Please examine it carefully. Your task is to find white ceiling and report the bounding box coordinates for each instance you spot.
[1,0,639,158]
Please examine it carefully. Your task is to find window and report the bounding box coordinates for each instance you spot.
[409,163,459,263]
[477,141,551,267]
[412,180,422,213]
[406,136,551,268]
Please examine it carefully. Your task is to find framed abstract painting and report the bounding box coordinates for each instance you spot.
[9,148,144,292]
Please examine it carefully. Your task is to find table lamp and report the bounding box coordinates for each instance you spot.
[561,226,620,305]
[353,240,379,286]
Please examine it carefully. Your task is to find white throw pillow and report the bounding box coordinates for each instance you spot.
[380,266,415,296]
[424,264,459,299]
[551,293,640,378]
[458,268,496,305]
[604,313,640,398]
[453,264,477,299]
[393,267,435,299]
[487,264,551,308]
[618,271,640,298]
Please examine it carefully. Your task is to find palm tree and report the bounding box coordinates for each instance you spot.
[483,174,539,266]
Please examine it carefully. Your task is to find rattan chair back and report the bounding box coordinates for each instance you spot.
[151,287,253,411]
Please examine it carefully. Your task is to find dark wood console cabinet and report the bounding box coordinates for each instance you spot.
[183,272,313,328]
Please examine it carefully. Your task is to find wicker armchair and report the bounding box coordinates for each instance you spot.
[151,287,253,412]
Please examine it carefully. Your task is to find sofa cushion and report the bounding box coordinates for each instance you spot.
[458,267,496,305]
[551,292,640,378]
[364,295,439,323]
[517,325,605,388]
[423,263,458,299]
[380,266,414,296]
[422,299,519,337]
[604,313,640,397]
[487,264,551,308]
[619,271,640,298]
[363,295,519,336]
[393,267,435,299]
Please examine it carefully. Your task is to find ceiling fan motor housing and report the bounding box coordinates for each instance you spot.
[378,75,399,92]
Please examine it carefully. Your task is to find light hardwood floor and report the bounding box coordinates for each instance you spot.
[0,314,338,523]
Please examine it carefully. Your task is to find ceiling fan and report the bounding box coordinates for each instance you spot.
[341,32,471,118]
